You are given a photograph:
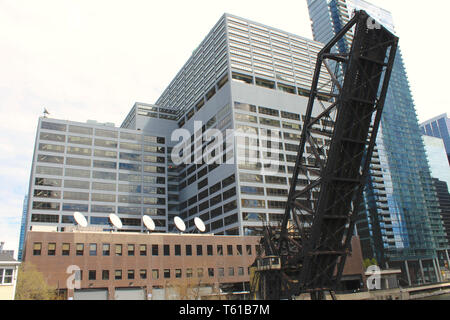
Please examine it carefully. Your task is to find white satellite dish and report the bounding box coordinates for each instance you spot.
[173,216,186,232]
[143,215,156,231]
[109,213,123,229]
[194,217,206,233]
[73,212,88,228]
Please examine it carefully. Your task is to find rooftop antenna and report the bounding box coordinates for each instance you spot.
[109,213,123,231]
[173,216,186,233]
[194,217,206,233]
[73,212,88,228]
[143,215,156,233]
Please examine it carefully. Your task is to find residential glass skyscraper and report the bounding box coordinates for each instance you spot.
[307,0,448,284]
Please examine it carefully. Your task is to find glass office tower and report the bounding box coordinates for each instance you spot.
[307,0,448,284]
[420,114,450,165]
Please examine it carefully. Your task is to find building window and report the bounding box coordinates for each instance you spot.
[140,269,147,280]
[152,269,159,280]
[47,243,56,256]
[102,270,109,280]
[246,245,252,255]
[237,245,243,256]
[89,244,97,256]
[218,268,224,278]
[128,270,135,280]
[227,245,233,256]
[0,269,14,284]
[89,270,96,281]
[62,243,70,256]
[186,268,193,278]
[238,267,244,276]
[128,244,135,256]
[197,268,204,278]
[164,245,170,256]
[207,245,213,256]
[115,244,122,256]
[139,244,147,256]
[102,244,110,256]
[185,245,192,256]
[164,269,170,279]
[115,270,122,280]
[76,243,84,256]
[175,269,182,278]
[208,268,214,278]
[152,245,159,256]
[196,245,203,256]
[175,245,181,256]
[217,245,223,256]
[229,267,234,276]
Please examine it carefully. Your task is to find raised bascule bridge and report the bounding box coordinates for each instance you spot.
[251,10,399,300]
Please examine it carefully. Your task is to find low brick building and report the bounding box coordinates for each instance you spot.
[23,229,366,299]
[23,229,261,300]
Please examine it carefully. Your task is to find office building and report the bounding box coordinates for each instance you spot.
[25,117,170,233]
[307,0,448,285]
[433,179,450,247]
[420,114,450,165]
[422,135,450,188]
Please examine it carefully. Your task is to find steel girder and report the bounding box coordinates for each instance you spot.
[254,10,399,300]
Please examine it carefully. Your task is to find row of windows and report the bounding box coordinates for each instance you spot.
[32,242,256,257]
[75,265,248,282]
[37,155,166,173]
[30,214,166,226]
[38,145,166,165]
[33,190,166,204]
[35,178,166,194]
[40,122,165,144]
[35,166,166,184]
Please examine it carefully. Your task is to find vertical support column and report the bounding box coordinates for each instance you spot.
[419,260,425,284]
[446,249,450,268]
[404,260,411,287]
[434,258,442,283]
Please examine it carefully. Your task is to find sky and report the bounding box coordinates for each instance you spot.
[0,0,449,254]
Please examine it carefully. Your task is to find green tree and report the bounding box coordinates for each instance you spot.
[15,263,58,300]
[363,258,378,269]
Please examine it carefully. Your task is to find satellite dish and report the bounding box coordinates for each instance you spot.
[173,216,186,232]
[143,215,156,231]
[109,213,123,229]
[73,212,88,228]
[194,217,206,233]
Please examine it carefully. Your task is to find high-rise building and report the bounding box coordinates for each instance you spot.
[18,195,28,261]
[25,114,171,234]
[420,114,450,165]
[25,14,336,239]
[433,179,450,246]
[422,135,450,188]
[307,0,448,284]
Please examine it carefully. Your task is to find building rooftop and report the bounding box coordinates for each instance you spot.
[0,251,18,263]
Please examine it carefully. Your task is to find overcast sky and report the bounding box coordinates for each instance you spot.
[0,0,448,253]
